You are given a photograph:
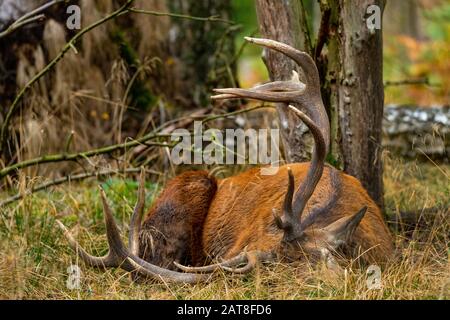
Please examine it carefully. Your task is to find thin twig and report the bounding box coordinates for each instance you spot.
[384,78,440,87]
[0,167,161,207]
[0,105,272,179]
[0,0,66,39]
[0,14,46,39]
[0,132,170,179]
[201,104,274,123]
[0,0,136,153]
[128,8,234,24]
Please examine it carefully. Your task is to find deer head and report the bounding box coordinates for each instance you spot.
[56,169,210,284]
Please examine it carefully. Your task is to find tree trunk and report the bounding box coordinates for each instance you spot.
[255,0,314,162]
[167,0,236,108]
[325,0,386,208]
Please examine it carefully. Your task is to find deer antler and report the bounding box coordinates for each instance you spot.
[212,37,329,243]
[275,106,327,242]
[174,38,331,275]
[212,37,330,153]
[57,168,209,284]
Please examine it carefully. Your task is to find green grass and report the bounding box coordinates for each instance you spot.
[0,157,448,299]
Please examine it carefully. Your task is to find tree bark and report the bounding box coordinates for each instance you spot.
[325,0,386,207]
[255,0,313,162]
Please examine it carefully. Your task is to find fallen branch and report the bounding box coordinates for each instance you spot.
[0,167,161,207]
[0,133,171,179]
[0,105,273,180]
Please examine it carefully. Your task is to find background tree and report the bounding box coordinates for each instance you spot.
[324,0,386,208]
[255,0,313,162]
[255,0,385,207]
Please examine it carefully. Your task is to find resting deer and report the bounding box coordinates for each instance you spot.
[57,38,394,283]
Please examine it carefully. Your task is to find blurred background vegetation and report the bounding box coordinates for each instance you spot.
[233,0,450,105]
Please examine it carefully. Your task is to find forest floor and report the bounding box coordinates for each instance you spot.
[0,155,448,299]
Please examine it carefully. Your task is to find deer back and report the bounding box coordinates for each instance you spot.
[202,164,394,264]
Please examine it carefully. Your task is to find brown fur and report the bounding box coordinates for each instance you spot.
[139,171,217,268]
[139,164,394,268]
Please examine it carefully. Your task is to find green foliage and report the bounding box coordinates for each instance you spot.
[110,29,157,111]
[111,29,139,66]
[384,2,450,105]
[423,3,450,41]
[325,152,341,169]
[231,0,258,52]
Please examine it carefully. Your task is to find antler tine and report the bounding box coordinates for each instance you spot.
[221,251,275,274]
[125,255,210,283]
[173,252,248,273]
[273,167,295,232]
[288,106,326,222]
[244,37,320,90]
[56,187,132,269]
[58,184,209,283]
[212,88,299,103]
[55,220,122,268]
[129,168,145,256]
[283,168,295,216]
[273,107,327,242]
[212,37,329,153]
[173,251,275,274]
[211,81,305,101]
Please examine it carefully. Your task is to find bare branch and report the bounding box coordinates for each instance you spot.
[128,7,234,24]
[384,78,440,87]
[0,167,162,208]
[0,0,136,153]
[0,133,171,179]
[0,0,66,39]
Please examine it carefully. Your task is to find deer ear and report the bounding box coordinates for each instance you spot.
[322,206,368,248]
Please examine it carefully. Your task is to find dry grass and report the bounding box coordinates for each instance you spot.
[7,0,172,179]
[0,155,448,300]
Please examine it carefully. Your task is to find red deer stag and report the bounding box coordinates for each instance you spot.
[57,38,394,284]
